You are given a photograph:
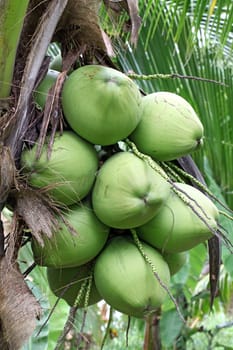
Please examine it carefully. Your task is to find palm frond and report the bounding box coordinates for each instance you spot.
[139,0,233,63]
[116,2,233,208]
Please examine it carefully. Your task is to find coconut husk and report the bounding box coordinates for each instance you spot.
[15,188,61,246]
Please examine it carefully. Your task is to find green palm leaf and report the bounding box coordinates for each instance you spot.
[115,0,233,209]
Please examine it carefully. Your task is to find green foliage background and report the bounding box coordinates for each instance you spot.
[16,0,233,348]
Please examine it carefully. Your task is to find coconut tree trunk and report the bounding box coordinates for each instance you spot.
[0,1,68,348]
[143,311,162,350]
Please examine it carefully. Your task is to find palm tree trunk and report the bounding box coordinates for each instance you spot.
[143,311,162,350]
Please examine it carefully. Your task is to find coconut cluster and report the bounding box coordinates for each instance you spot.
[20,65,219,319]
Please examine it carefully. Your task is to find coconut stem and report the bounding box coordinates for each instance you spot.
[127,73,226,86]
[100,306,113,350]
[84,275,93,309]
[55,306,77,350]
[74,279,88,308]
[76,275,93,347]
[171,184,233,252]
[172,183,211,221]
[125,139,170,181]
[126,316,131,347]
[159,161,184,183]
[78,309,88,347]
[170,183,225,241]
[126,139,223,239]
[130,229,185,323]
[167,161,233,215]
[218,210,233,221]
[168,161,210,189]
[127,139,208,220]
[55,278,91,350]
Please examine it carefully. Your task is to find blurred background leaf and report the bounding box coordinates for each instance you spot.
[19,244,69,350]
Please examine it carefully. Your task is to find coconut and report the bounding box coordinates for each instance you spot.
[130,92,204,161]
[49,53,62,71]
[61,65,142,145]
[94,236,170,318]
[34,69,60,109]
[47,263,101,307]
[21,131,99,205]
[92,151,170,229]
[32,202,109,268]
[136,183,219,253]
[163,252,187,275]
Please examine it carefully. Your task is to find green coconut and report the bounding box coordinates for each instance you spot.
[61,65,142,145]
[49,53,62,71]
[137,183,219,253]
[94,236,170,318]
[21,131,99,205]
[163,252,187,276]
[130,92,204,161]
[32,202,109,268]
[92,151,170,229]
[47,263,102,307]
[34,69,60,109]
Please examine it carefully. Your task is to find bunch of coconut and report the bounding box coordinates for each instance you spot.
[20,64,219,319]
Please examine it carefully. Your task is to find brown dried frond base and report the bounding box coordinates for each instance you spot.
[0,215,41,350]
[15,185,65,246]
